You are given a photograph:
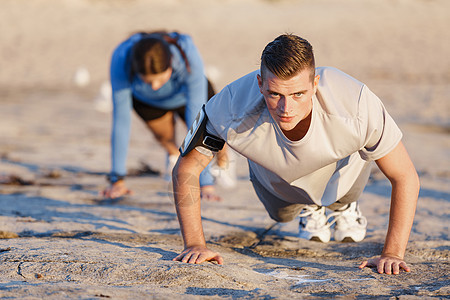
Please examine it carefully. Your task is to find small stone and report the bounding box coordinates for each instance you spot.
[0,231,19,239]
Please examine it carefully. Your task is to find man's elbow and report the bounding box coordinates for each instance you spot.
[172,156,181,182]
[402,167,421,198]
[412,169,420,195]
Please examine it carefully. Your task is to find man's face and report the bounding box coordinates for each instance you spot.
[258,68,319,136]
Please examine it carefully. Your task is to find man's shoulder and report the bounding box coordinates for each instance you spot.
[316,67,364,87]
[206,70,265,122]
[227,70,260,89]
[315,67,367,118]
[225,70,264,116]
[316,67,365,99]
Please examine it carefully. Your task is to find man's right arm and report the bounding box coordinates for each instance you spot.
[172,148,224,264]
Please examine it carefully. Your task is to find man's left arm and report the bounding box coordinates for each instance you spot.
[359,141,420,274]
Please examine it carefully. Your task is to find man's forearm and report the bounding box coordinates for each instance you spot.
[382,177,419,258]
[173,165,207,248]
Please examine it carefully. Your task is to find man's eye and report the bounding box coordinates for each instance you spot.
[294,93,303,97]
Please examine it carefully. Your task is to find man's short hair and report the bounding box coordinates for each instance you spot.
[260,34,315,81]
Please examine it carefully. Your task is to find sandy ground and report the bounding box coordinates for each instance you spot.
[0,0,449,299]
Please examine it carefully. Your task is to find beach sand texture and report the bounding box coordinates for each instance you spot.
[0,0,449,298]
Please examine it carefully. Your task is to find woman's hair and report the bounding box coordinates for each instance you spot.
[130,31,190,78]
[260,34,315,81]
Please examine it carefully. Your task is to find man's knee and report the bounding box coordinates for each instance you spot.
[267,205,302,223]
[250,174,302,223]
[269,213,296,223]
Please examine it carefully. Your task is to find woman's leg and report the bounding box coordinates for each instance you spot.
[132,97,182,156]
[145,111,178,156]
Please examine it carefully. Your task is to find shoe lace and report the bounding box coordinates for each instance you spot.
[298,206,333,230]
[326,204,367,229]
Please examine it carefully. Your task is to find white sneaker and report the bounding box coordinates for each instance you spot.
[298,206,331,243]
[210,158,237,189]
[329,202,367,242]
[164,154,179,181]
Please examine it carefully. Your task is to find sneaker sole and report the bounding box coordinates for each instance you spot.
[335,231,365,242]
[340,237,356,243]
[310,236,327,243]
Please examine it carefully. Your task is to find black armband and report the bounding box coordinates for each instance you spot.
[179,105,225,157]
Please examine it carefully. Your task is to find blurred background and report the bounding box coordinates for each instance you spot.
[0,0,449,176]
[1,0,448,91]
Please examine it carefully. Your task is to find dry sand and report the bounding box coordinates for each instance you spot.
[0,0,449,299]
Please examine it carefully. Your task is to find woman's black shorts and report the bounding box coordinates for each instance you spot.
[132,78,216,123]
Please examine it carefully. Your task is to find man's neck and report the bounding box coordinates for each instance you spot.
[282,111,312,141]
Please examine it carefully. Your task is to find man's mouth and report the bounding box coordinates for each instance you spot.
[278,115,294,122]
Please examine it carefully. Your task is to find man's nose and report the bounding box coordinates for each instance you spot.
[278,96,291,114]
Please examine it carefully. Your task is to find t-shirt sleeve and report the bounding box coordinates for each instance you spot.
[192,85,233,156]
[358,85,403,161]
[205,85,233,138]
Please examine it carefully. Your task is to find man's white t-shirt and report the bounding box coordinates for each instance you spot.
[203,67,402,206]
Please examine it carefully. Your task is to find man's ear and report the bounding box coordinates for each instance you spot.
[314,75,320,86]
[257,74,263,91]
[313,74,320,92]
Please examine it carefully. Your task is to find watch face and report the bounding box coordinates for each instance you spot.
[179,106,206,156]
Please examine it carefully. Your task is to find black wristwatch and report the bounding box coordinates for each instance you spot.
[107,173,125,184]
